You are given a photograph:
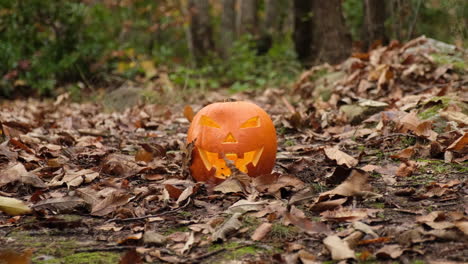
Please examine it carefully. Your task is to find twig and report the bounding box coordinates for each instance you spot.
[281,96,296,114]
[106,207,183,223]
[75,246,136,253]
[191,248,226,263]
[407,0,422,40]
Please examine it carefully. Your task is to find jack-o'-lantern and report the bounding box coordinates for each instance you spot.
[187,101,277,183]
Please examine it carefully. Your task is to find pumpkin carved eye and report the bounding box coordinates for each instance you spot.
[200,115,221,128]
[240,116,260,128]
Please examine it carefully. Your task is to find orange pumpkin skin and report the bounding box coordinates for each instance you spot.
[187,101,277,184]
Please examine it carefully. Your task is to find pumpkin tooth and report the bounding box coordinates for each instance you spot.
[252,147,264,166]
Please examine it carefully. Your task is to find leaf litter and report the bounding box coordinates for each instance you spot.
[0,36,467,263]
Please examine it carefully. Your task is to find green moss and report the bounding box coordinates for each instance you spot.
[208,242,269,262]
[36,252,120,264]
[431,53,467,72]
[418,105,444,120]
[178,211,193,217]
[269,223,300,240]
[371,203,385,209]
[284,139,296,147]
[163,225,190,235]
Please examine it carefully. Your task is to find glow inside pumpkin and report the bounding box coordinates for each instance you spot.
[187,101,277,182]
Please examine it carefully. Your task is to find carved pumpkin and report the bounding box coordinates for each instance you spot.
[187,101,277,183]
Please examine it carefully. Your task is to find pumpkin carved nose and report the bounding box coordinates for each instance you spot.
[223,132,237,143]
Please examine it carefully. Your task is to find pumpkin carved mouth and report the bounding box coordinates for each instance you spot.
[197,147,264,179]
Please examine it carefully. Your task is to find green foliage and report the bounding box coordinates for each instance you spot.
[0,0,115,96]
[342,0,364,41]
[169,36,301,93]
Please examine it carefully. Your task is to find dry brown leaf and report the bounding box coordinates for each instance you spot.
[183,105,195,122]
[323,235,355,260]
[396,160,417,177]
[447,132,468,153]
[213,176,244,194]
[91,191,133,216]
[212,212,242,241]
[251,222,272,241]
[321,208,380,222]
[0,162,45,188]
[284,211,331,235]
[324,146,358,168]
[225,200,267,214]
[390,147,415,160]
[165,184,183,200]
[375,244,404,259]
[33,196,86,213]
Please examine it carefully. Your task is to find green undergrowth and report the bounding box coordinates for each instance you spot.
[208,241,271,262]
[7,230,120,264]
[36,252,120,264]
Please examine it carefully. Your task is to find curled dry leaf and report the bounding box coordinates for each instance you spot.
[323,146,358,168]
[33,196,86,213]
[183,105,195,122]
[284,211,331,235]
[91,191,133,216]
[0,196,31,216]
[323,235,355,260]
[225,199,267,214]
[447,132,467,153]
[321,208,381,222]
[212,212,242,241]
[0,162,45,188]
[396,160,417,177]
[251,222,273,241]
[375,244,404,259]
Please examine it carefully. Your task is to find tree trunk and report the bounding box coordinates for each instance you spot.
[188,0,214,64]
[264,0,281,34]
[310,0,352,64]
[220,0,236,58]
[362,0,388,50]
[237,0,258,36]
[293,0,313,64]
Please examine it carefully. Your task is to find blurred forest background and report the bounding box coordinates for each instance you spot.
[0,0,466,99]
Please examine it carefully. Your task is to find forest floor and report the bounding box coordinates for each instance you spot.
[0,36,467,264]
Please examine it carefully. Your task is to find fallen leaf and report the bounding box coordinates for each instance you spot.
[284,210,331,235]
[0,196,31,215]
[181,231,195,254]
[225,200,267,214]
[33,196,86,213]
[143,231,167,245]
[213,177,244,194]
[184,105,195,122]
[212,212,242,241]
[251,222,272,241]
[324,146,358,168]
[91,191,133,216]
[396,160,417,177]
[447,132,467,153]
[323,235,355,260]
[375,244,404,259]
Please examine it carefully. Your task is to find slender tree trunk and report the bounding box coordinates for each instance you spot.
[264,0,281,34]
[362,0,388,50]
[188,0,214,65]
[310,0,352,64]
[293,0,313,64]
[220,0,236,58]
[236,0,258,36]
